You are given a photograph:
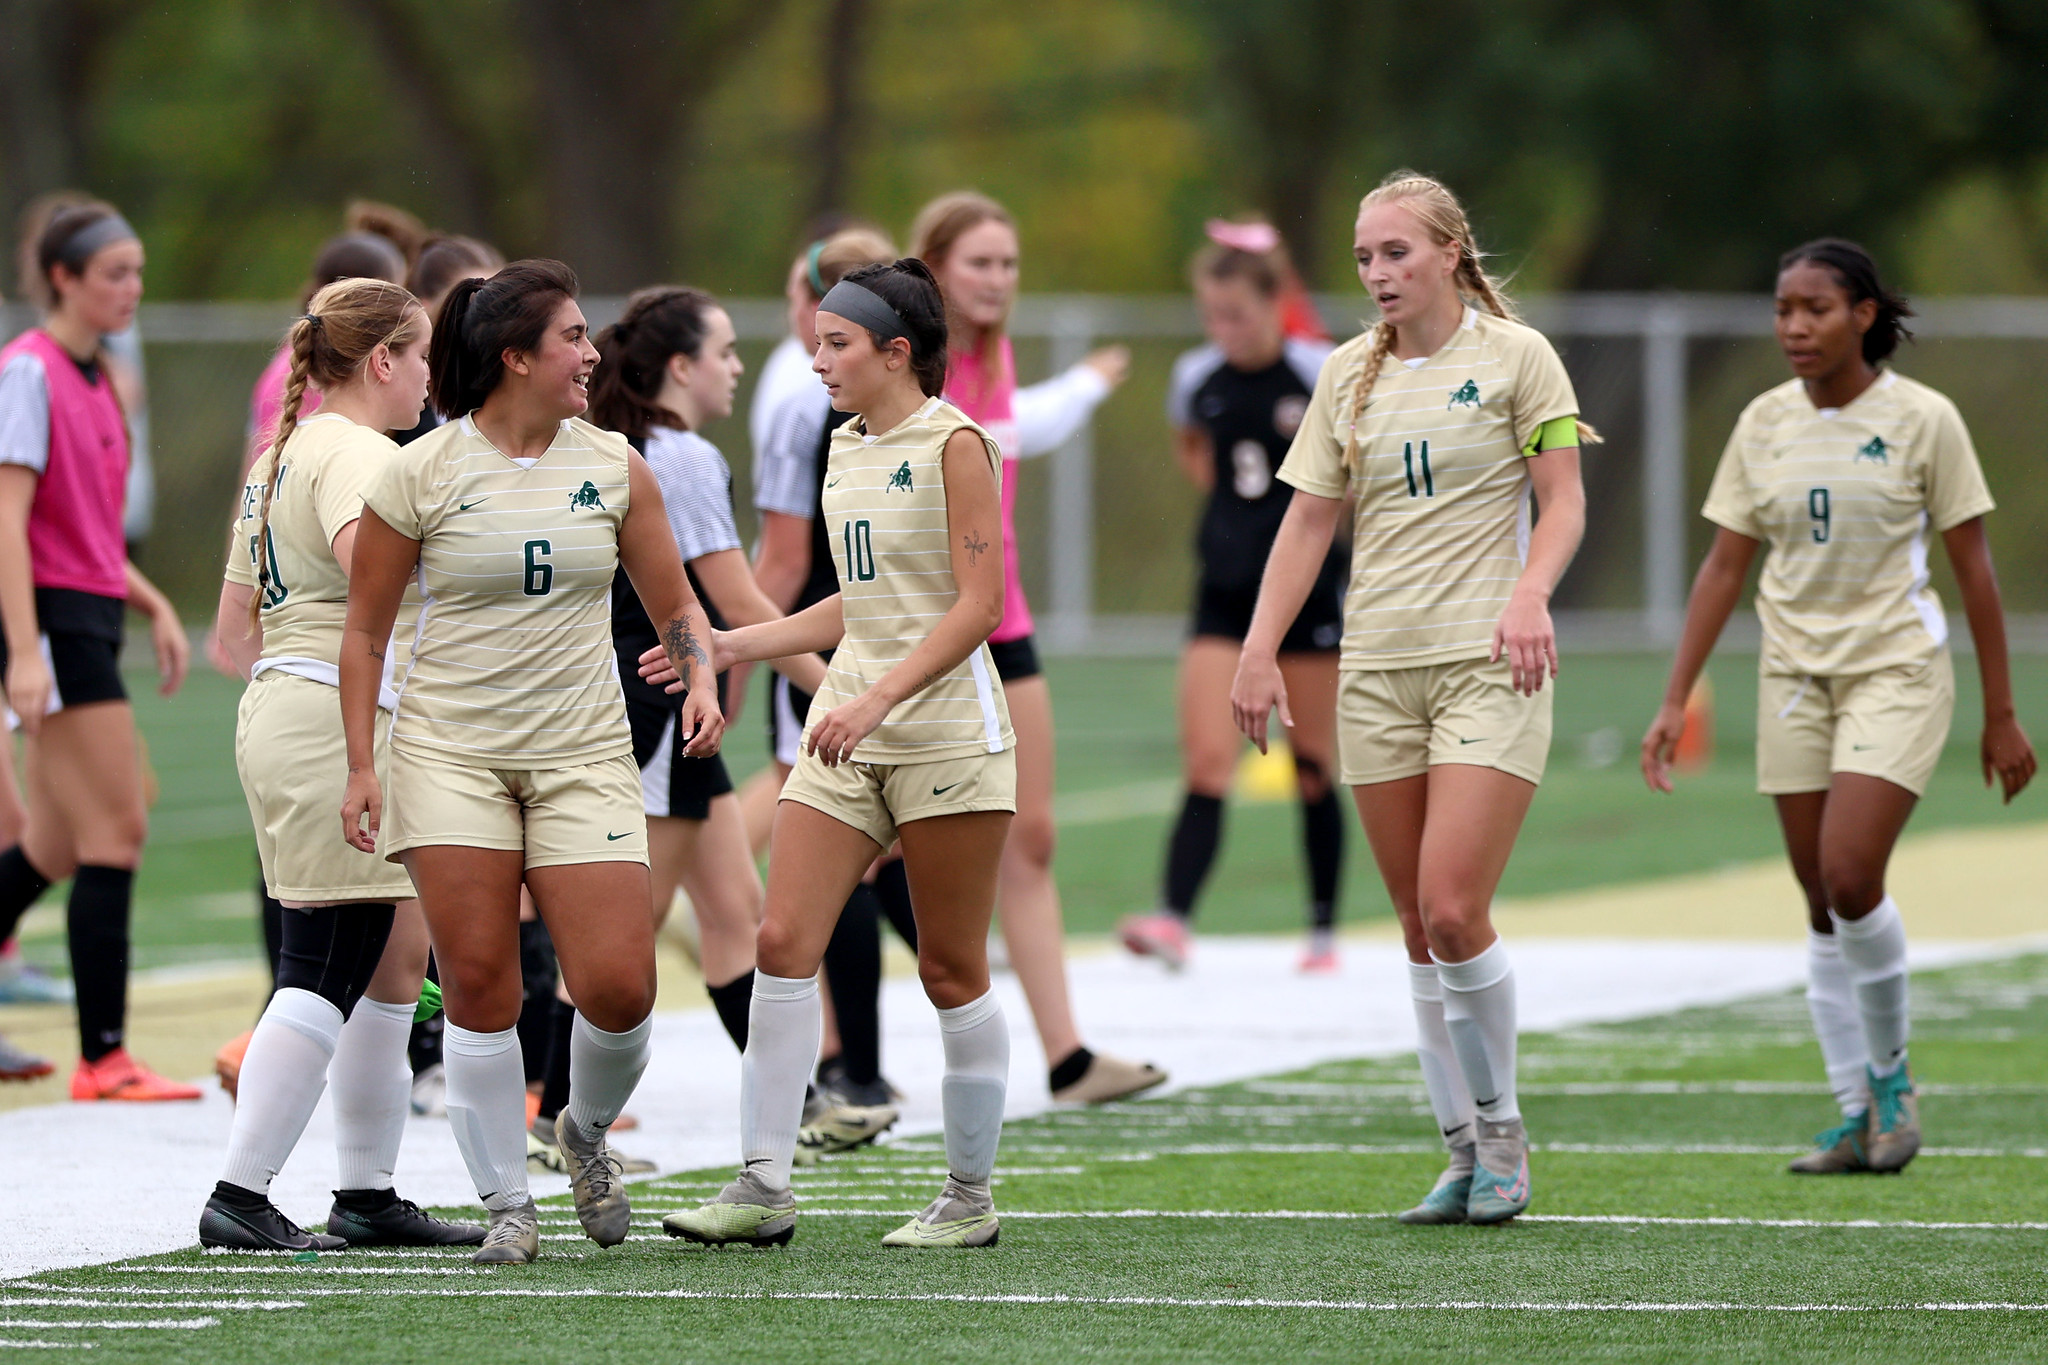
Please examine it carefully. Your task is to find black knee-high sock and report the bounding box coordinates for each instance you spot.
[820,883,883,1086]
[537,996,574,1123]
[68,865,133,1062]
[705,968,754,1053]
[1163,793,1225,920]
[259,880,285,997]
[516,919,558,1082]
[0,846,52,946]
[409,953,443,1074]
[1300,786,1344,932]
[872,857,917,952]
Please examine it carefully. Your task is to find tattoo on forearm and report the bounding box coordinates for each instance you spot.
[664,616,711,674]
[963,529,988,567]
[916,669,938,693]
[367,644,385,662]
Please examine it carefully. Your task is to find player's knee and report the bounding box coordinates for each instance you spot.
[1819,859,1885,919]
[916,947,985,1010]
[576,970,655,1033]
[79,808,146,867]
[1005,810,1056,871]
[753,916,808,978]
[437,963,522,1033]
[1417,889,1489,954]
[1294,755,1332,803]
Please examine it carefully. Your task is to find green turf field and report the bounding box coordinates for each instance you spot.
[9,651,2046,973]
[12,951,2044,1362]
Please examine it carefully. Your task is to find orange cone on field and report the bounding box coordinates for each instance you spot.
[1675,675,1714,772]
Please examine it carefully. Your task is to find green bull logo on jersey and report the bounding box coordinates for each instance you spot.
[1447,380,1482,409]
[1856,436,1888,465]
[885,461,914,493]
[569,480,606,510]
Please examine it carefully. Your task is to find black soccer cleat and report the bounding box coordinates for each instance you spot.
[326,1189,487,1246]
[199,1184,347,1252]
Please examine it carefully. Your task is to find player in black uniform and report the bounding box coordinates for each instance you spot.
[1120,229,1347,973]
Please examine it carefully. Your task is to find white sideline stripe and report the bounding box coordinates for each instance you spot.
[31,1285,2048,1314]
[0,1342,90,1351]
[0,1320,215,1330]
[0,1299,299,1311]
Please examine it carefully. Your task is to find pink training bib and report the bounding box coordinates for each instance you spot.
[945,336,1033,644]
[0,329,129,599]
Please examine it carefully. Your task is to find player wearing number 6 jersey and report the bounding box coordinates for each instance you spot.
[1643,240,2035,1177]
[663,257,1016,1252]
[340,260,723,1264]
[1231,171,1592,1227]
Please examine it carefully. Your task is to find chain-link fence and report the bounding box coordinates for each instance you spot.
[9,294,2047,652]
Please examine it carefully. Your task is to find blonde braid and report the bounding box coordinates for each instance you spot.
[246,317,318,633]
[1340,320,1396,475]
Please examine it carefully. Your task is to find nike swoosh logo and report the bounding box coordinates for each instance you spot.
[605,832,631,841]
[932,781,963,796]
[825,476,843,487]
[458,499,489,511]
[1458,736,1487,745]
[1851,744,1879,751]
[899,1217,989,1243]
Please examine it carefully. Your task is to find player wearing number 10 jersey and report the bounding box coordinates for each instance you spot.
[1644,239,2035,1180]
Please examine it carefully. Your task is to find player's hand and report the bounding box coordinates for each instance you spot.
[638,642,680,691]
[1641,700,1686,794]
[4,653,51,737]
[341,766,382,854]
[807,690,888,767]
[151,608,191,697]
[204,628,239,680]
[1982,713,2037,804]
[1083,345,1131,389]
[678,683,725,758]
[1493,590,1557,696]
[1230,648,1291,755]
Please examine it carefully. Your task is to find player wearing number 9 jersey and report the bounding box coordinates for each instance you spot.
[1231,171,1594,1229]
[340,260,723,1264]
[1643,239,2035,1179]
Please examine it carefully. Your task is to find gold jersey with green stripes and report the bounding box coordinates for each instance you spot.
[224,413,396,667]
[363,414,635,766]
[809,395,1014,764]
[1703,370,1994,677]
[1278,306,1580,670]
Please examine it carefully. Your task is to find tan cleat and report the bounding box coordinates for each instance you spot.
[472,1199,540,1265]
[793,1101,898,1166]
[555,1111,634,1246]
[1051,1051,1168,1105]
[662,1167,797,1248]
[1865,1065,1921,1174]
[1787,1112,1870,1174]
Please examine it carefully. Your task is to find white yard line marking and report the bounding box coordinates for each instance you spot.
[0,1299,300,1311]
[0,1320,215,1331]
[20,1286,2048,1314]
[0,1341,91,1350]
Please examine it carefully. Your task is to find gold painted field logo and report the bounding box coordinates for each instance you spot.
[1447,380,1482,409]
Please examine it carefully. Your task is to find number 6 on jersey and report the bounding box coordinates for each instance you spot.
[522,538,554,596]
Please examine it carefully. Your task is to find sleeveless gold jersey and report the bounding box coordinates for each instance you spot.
[224,413,395,667]
[363,414,633,766]
[807,396,1014,763]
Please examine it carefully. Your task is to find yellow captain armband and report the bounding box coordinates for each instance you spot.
[1521,414,1581,457]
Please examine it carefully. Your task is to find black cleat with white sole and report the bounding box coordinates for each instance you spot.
[199,1183,347,1252]
[326,1189,487,1246]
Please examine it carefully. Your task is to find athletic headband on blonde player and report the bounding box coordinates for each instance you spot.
[818,279,908,343]
[57,214,139,268]
[805,240,830,297]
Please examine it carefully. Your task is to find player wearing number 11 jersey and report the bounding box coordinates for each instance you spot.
[1644,239,2035,1180]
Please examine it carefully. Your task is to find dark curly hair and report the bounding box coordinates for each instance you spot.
[587,286,719,439]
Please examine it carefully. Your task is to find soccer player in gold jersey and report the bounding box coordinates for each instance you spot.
[1643,240,2035,1175]
[1232,171,1593,1225]
[339,260,723,1263]
[664,258,1016,1251]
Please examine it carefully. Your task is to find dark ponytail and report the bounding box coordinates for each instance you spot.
[1779,238,1914,365]
[588,286,718,439]
[841,257,949,397]
[428,258,579,419]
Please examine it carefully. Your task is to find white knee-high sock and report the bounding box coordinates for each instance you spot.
[1408,961,1476,1149]
[1805,931,1871,1115]
[740,973,821,1191]
[1436,940,1519,1124]
[443,1023,530,1212]
[220,987,343,1194]
[937,989,1009,1187]
[1833,898,1909,1077]
[330,996,415,1191]
[565,1012,652,1138]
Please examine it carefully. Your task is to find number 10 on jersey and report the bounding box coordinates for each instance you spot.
[842,519,876,582]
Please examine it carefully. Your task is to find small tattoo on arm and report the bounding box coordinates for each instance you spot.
[963,529,988,567]
[367,645,385,662]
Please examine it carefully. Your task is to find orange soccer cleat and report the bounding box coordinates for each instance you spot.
[71,1047,203,1102]
[214,1029,254,1100]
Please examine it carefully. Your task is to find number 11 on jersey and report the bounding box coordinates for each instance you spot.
[1403,440,1434,498]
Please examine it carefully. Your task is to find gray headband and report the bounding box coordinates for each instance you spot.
[818,279,908,343]
[57,214,138,268]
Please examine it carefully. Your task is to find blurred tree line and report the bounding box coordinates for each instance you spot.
[5,0,2048,299]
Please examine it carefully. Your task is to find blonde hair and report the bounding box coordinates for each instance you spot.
[1341,170,1598,471]
[909,191,1015,401]
[814,227,896,294]
[246,277,424,631]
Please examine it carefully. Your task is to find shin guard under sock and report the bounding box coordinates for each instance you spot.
[1436,940,1520,1124]
[68,865,133,1062]
[937,988,1009,1186]
[741,973,821,1190]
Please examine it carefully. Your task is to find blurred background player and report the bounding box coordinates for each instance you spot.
[910,191,1165,1106]
[1233,171,1592,1227]
[1642,238,2035,1176]
[339,259,722,1264]
[1119,219,1345,974]
[0,200,193,1097]
[202,277,482,1252]
[664,258,1014,1250]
